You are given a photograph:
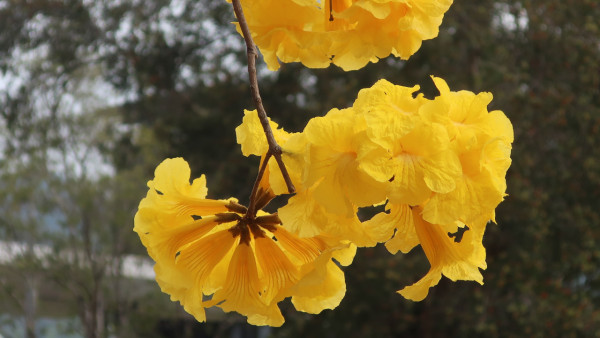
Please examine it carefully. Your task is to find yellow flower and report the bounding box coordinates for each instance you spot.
[421,136,512,225]
[235,109,304,195]
[351,79,462,206]
[420,76,514,151]
[353,79,425,140]
[235,109,384,247]
[277,185,378,247]
[134,158,353,326]
[365,203,487,301]
[398,207,487,301]
[355,77,512,301]
[360,119,462,206]
[303,108,387,217]
[238,0,454,70]
[418,77,514,225]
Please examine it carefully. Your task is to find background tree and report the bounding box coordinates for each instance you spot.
[0,7,172,335]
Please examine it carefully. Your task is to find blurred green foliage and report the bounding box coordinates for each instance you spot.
[1,0,599,337]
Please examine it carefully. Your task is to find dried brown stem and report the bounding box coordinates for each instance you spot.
[231,0,296,214]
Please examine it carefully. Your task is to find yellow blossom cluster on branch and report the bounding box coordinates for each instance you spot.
[134,76,512,326]
[235,0,454,70]
[236,76,513,301]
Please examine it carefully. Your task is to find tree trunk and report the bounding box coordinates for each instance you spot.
[24,277,38,338]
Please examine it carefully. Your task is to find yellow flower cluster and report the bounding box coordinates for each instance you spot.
[236,76,513,301]
[236,0,454,70]
[134,158,356,326]
[134,76,512,325]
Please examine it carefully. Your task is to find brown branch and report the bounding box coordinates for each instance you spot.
[231,0,296,201]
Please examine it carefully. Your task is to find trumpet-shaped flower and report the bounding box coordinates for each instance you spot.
[418,77,513,225]
[421,136,512,225]
[360,120,462,206]
[303,108,387,216]
[237,0,454,70]
[352,79,462,205]
[398,207,487,301]
[354,77,512,300]
[134,158,354,326]
[362,203,487,301]
[420,77,514,151]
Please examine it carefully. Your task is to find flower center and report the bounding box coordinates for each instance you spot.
[229,214,281,245]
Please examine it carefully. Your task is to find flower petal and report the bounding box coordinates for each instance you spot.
[254,236,299,304]
[290,255,346,314]
[207,243,285,327]
[150,157,207,198]
[173,230,238,321]
[235,109,289,157]
[370,203,419,254]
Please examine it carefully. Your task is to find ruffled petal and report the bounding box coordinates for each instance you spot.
[331,242,357,266]
[303,109,387,215]
[398,267,443,301]
[150,157,207,198]
[278,188,379,247]
[355,81,423,149]
[290,254,346,313]
[370,203,419,254]
[278,189,329,238]
[142,158,233,218]
[235,109,290,157]
[386,123,461,204]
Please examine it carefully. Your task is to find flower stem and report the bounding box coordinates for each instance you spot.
[231,0,296,201]
[246,153,271,218]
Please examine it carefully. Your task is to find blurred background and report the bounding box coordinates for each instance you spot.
[0,0,599,337]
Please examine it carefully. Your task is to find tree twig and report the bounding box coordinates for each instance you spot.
[231,0,296,204]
